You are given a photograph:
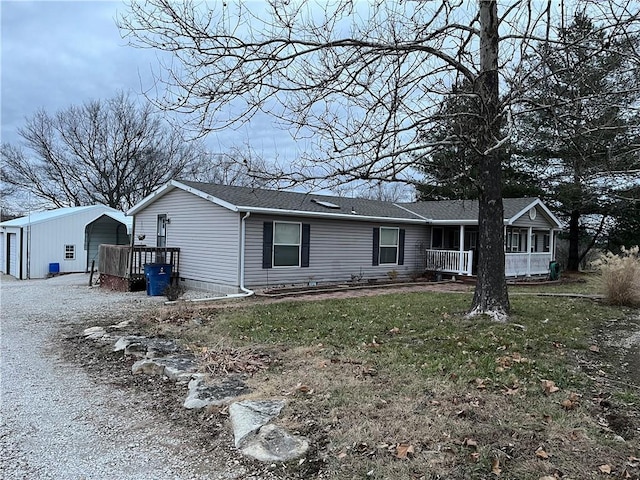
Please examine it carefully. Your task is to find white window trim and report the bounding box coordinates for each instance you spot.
[272,221,302,268]
[379,226,399,265]
[64,244,75,260]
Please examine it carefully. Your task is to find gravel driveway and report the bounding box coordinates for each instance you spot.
[0,273,249,480]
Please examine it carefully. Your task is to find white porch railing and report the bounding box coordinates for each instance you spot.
[425,249,473,276]
[505,252,551,277]
[426,249,552,277]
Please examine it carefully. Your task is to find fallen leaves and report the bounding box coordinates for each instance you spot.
[495,352,531,370]
[491,457,502,476]
[502,385,519,396]
[463,437,478,449]
[198,345,271,376]
[535,446,550,459]
[598,464,612,474]
[396,443,415,459]
[286,382,314,395]
[561,392,580,410]
[541,379,560,395]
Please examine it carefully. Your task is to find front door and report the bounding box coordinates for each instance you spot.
[157,214,167,248]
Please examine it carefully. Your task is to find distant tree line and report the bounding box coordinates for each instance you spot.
[0,91,268,214]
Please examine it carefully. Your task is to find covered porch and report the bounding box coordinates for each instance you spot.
[425,224,557,278]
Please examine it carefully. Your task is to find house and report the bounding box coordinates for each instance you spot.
[126,180,562,294]
[0,205,131,279]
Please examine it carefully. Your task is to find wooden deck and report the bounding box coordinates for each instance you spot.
[98,245,180,290]
[128,246,180,281]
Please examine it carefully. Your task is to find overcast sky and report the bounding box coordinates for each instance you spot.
[0,0,298,160]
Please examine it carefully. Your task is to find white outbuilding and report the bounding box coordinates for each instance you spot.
[0,205,131,279]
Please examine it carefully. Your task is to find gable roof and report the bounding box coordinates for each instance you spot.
[400,197,561,227]
[128,180,561,227]
[87,211,134,234]
[129,180,427,223]
[1,205,112,228]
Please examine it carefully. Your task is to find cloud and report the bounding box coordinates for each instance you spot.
[0,0,299,162]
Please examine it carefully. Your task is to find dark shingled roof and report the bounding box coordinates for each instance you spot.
[398,198,539,221]
[178,180,425,220]
[175,181,541,223]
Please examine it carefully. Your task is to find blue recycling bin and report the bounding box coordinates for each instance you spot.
[144,263,172,296]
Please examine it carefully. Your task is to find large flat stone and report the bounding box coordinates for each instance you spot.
[239,424,309,462]
[114,336,180,358]
[184,375,250,409]
[131,355,199,381]
[229,400,286,448]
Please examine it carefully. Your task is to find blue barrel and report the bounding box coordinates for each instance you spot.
[144,263,172,296]
[49,263,60,275]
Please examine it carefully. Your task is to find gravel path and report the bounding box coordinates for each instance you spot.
[0,273,247,480]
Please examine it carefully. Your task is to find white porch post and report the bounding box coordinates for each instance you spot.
[458,225,465,275]
[526,226,533,277]
[550,228,555,260]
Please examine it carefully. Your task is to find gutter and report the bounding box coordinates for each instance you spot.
[236,205,426,224]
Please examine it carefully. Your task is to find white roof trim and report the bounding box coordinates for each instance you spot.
[507,198,563,227]
[237,205,426,224]
[393,203,433,222]
[0,205,118,228]
[127,182,177,215]
[127,180,240,215]
[86,212,134,234]
[172,180,239,212]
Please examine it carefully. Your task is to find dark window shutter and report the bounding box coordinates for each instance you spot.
[398,229,405,265]
[301,223,310,267]
[372,227,380,266]
[262,222,273,269]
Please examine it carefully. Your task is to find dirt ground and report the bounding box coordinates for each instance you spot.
[59,281,640,479]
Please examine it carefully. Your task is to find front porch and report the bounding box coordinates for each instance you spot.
[425,222,556,278]
[425,249,554,277]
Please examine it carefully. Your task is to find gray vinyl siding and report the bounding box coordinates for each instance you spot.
[511,206,555,229]
[133,188,240,287]
[244,214,427,288]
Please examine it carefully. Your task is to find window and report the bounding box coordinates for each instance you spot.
[465,230,478,250]
[432,227,443,249]
[262,222,310,269]
[379,227,399,265]
[64,244,75,260]
[274,222,301,267]
[506,228,527,252]
[373,227,405,266]
[157,214,167,247]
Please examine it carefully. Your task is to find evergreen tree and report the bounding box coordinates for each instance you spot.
[515,13,640,270]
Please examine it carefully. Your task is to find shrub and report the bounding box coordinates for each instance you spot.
[164,283,186,301]
[592,246,640,307]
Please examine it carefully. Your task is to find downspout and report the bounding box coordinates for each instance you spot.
[166,211,254,304]
[239,211,254,296]
[127,214,136,280]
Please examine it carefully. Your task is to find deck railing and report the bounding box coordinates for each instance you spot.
[128,246,180,279]
[98,244,180,280]
[505,252,550,277]
[425,249,473,275]
[426,249,551,277]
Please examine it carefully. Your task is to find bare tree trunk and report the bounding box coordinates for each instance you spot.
[469,0,510,321]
